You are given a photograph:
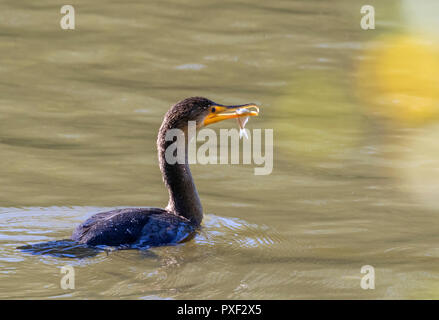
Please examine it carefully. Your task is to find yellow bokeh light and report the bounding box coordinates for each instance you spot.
[357,35,439,124]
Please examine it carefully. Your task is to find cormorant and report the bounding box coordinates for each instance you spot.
[72,97,259,248]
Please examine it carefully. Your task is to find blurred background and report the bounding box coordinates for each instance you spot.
[0,0,438,299]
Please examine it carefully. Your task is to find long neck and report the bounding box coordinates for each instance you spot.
[157,123,203,225]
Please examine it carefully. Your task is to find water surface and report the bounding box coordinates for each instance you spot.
[0,0,438,299]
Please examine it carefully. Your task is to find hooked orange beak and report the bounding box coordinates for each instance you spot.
[203,104,260,126]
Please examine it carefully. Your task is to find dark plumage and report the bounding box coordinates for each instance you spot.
[72,208,195,247]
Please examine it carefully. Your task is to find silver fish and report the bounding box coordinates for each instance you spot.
[236,108,249,139]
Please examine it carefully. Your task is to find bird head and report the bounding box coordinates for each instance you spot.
[164,97,259,130]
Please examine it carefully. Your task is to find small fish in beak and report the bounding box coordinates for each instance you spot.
[236,108,249,139]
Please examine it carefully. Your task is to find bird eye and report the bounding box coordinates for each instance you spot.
[211,107,216,113]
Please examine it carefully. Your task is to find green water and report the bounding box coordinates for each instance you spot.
[0,0,438,299]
